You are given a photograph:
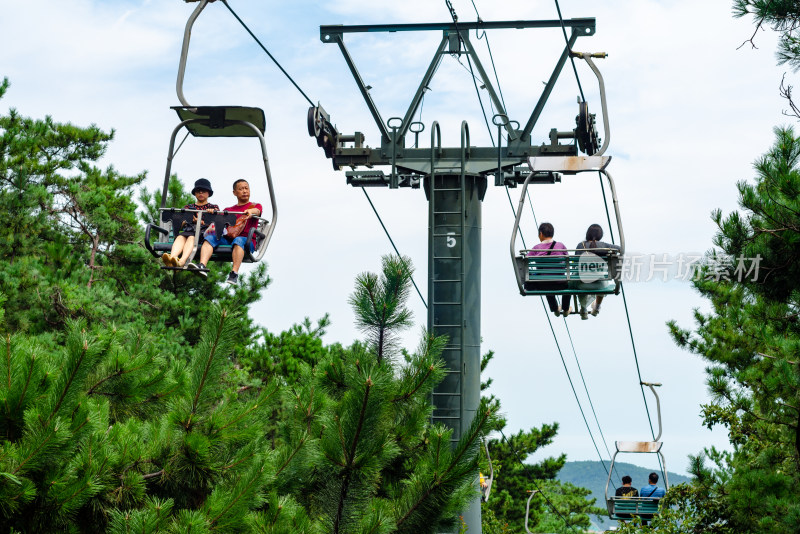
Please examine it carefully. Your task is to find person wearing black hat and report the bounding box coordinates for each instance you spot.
[161,178,220,268]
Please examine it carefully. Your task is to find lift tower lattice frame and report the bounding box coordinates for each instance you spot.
[310,18,600,534]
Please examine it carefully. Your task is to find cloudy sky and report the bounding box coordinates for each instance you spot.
[1,0,790,477]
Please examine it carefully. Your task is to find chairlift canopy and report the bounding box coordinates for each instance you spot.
[172,106,266,137]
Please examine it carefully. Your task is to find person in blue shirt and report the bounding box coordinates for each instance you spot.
[640,472,666,499]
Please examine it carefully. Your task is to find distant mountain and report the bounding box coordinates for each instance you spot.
[558,460,691,530]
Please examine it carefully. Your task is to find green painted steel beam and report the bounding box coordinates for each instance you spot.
[320,18,595,40]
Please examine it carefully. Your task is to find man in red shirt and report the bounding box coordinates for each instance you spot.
[197,179,262,285]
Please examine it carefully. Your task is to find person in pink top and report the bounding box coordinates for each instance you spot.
[526,222,572,316]
[196,179,263,285]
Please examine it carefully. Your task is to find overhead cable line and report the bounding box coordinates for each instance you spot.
[504,164,616,484]
[499,428,582,533]
[597,179,658,440]
[526,190,539,228]
[445,0,495,145]
[219,0,428,309]
[220,0,314,107]
[562,321,621,484]
[361,188,428,308]
[467,0,507,112]
[460,0,618,488]
[449,0,614,512]
[539,298,614,481]
[597,176,667,479]
[173,131,191,158]
[552,0,586,102]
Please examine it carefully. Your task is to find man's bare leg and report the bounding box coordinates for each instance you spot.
[231,245,244,273]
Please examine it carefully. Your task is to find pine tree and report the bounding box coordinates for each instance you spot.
[479,352,605,534]
[0,305,286,533]
[0,80,271,356]
[664,127,800,532]
[296,255,495,534]
[733,0,800,71]
[613,6,800,531]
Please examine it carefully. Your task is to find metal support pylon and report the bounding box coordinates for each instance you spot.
[427,122,484,533]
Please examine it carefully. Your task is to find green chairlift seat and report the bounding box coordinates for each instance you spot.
[517,250,621,296]
[144,208,268,266]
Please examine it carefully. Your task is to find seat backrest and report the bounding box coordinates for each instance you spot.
[526,254,619,284]
[609,497,660,517]
[527,256,569,281]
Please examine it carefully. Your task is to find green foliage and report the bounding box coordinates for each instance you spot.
[480,351,604,533]
[0,249,492,533]
[663,128,800,530]
[0,83,271,356]
[0,78,571,533]
[733,0,800,71]
[349,255,414,362]
[138,174,193,226]
[242,315,338,383]
[649,8,800,530]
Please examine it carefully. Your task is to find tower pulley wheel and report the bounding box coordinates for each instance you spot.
[575,101,600,156]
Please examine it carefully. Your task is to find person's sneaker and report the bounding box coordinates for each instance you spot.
[590,306,600,316]
[563,307,571,318]
[226,271,239,285]
[554,308,562,317]
[190,262,208,279]
[580,307,589,320]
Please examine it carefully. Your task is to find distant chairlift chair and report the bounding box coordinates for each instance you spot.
[604,382,669,522]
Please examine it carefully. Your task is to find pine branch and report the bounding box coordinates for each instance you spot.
[209,466,264,526]
[274,435,308,477]
[188,308,230,428]
[224,452,258,472]
[392,364,435,403]
[15,352,36,414]
[738,13,766,50]
[4,334,10,414]
[42,337,88,429]
[13,422,61,475]
[395,406,492,530]
[758,351,799,365]
[333,376,374,534]
[210,384,279,438]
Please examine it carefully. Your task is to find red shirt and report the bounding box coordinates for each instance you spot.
[225,202,263,248]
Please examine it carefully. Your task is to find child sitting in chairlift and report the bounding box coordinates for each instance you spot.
[162,178,220,269]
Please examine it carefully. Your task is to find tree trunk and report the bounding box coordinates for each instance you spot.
[87,234,99,289]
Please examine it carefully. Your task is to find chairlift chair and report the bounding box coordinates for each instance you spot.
[523,490,540,534]
[510,156,624,300]
[480,439,494,502]
[604,382,669,522]
[144,0,277,270]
